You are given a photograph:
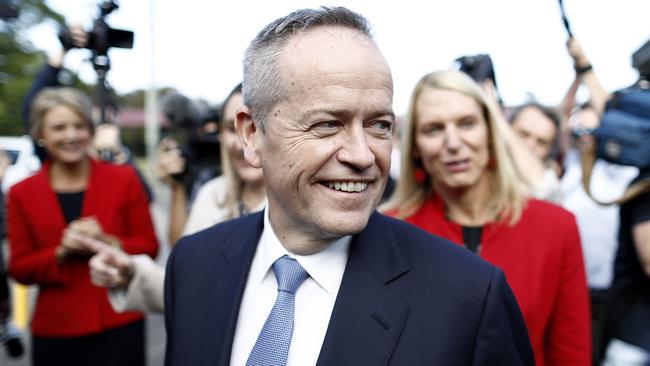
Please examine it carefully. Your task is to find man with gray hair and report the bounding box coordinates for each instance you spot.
[164,7,534,365]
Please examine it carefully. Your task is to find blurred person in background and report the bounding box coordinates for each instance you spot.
[22,24,152,202]
[557,36,638,364]
[500,101,562,202]
[0,149,24,359]
[595,37,650,365]
[89,83,265,313]
[603,166,650,366]
[8,87,158,366]
[156,83,265,245]
[156,92,223,205]
[509,102,563,180]
[383,69,591,366]
[509,103,560,165]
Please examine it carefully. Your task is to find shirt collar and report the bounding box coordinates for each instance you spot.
[254,208,351,294]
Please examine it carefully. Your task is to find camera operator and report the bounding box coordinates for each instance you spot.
[21,24,153,202]
[598,43,650,365]
[556,36,640,365]
[0,150,24,360]
[156,93,222,245]
[603,166,650,366]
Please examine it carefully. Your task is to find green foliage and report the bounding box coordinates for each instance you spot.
[0,32,45,135]
[121,127,146,157]
[117,87,176,108]
[0,0,66,136]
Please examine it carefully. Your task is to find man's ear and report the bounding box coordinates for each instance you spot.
[236,105,262,168]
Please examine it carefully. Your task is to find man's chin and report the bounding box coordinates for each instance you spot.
[318,210,373,237]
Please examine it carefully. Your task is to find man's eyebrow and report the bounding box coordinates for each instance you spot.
[301,108,395,120]
[368,109,395,120]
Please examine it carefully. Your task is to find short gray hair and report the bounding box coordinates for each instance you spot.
[242,6,372,129]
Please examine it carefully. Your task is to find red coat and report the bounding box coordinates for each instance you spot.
[403,195,591,366]
[8,159,159,337]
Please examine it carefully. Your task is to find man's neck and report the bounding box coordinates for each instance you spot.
[266,209,340,256]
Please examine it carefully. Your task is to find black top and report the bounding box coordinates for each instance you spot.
[610,169,650,349]
[462,225,483,254]
[56,191,85,224]
[613,169,650,295]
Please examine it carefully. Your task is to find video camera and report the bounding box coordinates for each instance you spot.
[455,54,497,86]
[632,38,650,80]
[161,92,222,186]
[58,0,133,55]
[58,0,133,125]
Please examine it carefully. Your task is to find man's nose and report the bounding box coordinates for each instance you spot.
[337,126,375,170]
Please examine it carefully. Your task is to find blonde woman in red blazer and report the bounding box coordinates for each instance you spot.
[8,87,158,366]
[383,70,591,366]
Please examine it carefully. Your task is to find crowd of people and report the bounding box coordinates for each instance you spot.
[1,5,649,366]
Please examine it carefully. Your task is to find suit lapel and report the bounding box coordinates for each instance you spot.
[317,212,411,366]
[198,212,264,366]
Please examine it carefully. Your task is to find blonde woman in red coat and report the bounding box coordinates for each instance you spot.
[8,87,158,366]
[383,70,591,366]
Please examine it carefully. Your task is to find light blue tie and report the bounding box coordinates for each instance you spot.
[246,255,308,366]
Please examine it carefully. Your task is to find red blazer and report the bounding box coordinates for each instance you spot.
[8,158,159,337]
[403,196,591,366]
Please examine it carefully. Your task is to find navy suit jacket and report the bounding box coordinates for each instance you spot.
[164,211,534,365]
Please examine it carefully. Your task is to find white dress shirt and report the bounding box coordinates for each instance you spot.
[560,149,638,289]
[230,209,351,366]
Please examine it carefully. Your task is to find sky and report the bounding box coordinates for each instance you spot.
[24,0,650,115]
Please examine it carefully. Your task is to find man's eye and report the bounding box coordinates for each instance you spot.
[369,120,393,134]
[313,121,340,130]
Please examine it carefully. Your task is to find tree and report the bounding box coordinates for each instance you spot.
[0,0,66,135]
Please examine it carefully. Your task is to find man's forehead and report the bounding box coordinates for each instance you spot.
[280,26,389,73]
[274,31,391,101]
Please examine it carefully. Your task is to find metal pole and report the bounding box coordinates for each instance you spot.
[144,0,159,174]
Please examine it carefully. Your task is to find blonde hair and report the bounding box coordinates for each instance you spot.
[382,70,527,225]
[215,85,247,220]
[218,133,241,220]
[29,87,95,140]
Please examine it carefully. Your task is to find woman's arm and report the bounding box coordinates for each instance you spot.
[566,37,610,115]
[90,250,165,313]
[633,221,650,278]
[7,189,70,285]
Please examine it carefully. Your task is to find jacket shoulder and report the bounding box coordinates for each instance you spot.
[523,198,577,225]
[171,212,262,261]
[93,160,138,180]
[7,167,49,201]
[376,214,497,279]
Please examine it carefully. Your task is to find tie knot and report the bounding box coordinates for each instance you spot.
[272,256,308,294]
